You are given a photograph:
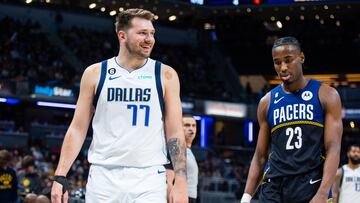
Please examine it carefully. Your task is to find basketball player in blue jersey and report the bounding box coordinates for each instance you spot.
[51,9,188,203]
[240,37,343,203]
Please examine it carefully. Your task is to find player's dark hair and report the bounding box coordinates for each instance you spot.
[347,143,360,152]
[273,36,301,52]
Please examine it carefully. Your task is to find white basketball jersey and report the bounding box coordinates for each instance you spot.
[88,57,167,167]
[339,165,360,203]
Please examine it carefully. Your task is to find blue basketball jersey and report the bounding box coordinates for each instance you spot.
[266,79,325,178]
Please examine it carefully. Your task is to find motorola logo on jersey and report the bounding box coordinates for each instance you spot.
[273,104,314,125]
[302,91,313,101]
[107,88,151,102]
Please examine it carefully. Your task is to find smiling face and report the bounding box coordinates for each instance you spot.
[272,44,305,85]
[118,17,155,59]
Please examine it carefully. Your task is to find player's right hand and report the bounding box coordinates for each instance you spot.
[51,181,68,203]
[170,179,188,203]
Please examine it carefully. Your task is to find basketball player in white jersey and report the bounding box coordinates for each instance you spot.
[166,115,199,203]
[51,8,188,203]
[332,144,360,203]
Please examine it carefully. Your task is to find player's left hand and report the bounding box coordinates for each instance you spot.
[309,193,327,203]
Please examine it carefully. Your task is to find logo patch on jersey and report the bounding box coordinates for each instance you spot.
[302,91,313,101]
[309,178,321,184]
[274,96,284,104]
[109,76,121,80]
[108,68,116,75]
[157,170,166,174]
[275,92,279,98]
[138,75,153,80]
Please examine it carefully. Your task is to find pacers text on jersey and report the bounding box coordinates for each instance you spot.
[273,104,314,125]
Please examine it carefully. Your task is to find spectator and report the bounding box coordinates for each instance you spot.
[0,149,18,203]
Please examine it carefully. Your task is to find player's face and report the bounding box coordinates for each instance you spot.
[348,146,360,165]
[272,45,305,85]
[122,17,155,58]
[183,117,197,142]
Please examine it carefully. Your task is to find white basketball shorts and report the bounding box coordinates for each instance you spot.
[85,164,167,203]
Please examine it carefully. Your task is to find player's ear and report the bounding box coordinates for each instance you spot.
[117,30,126,41]
[300,52,305,64]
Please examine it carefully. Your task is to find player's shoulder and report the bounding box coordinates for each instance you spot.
[319,82,338,94]
[258,92,271,113]
[159,63,179,81]
[159,62,176,73]
[82,63,100,77]
[85,62,101,73]
[318,82,341,105]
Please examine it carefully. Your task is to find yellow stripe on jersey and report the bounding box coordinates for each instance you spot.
[271,120,324,133]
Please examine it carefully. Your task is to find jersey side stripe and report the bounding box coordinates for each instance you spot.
[93,60,107,109]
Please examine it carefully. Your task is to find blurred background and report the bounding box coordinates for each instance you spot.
[0,0,359,202]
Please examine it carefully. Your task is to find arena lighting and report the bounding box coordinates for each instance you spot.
[100,7,106,12]
[336,20,341,26]
[45,0,50,3]
[200,117,213,148]
[249,122,253,142]
[109,10,117,16]
[270,16,275,21]
[89,3,96,9]
[276,21,283,29]
[200,118,206,147]
[232,0,239,6]
[119,7,124,12]
[246,8,251,13]
[315,14,320,20]
[330,14,335,19]
[0,98,20,105]
[25,0,32,4]
[154,15,159,20]
[350,121,355,128]
[36,101,76,109]
[253,0,260,5]
[168,15,176,21]
[285,16,290,21]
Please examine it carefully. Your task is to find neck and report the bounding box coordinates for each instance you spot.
[186,142,192,148]
[282,77,308,93]
[348,162,359,170]
[117,50,147,72]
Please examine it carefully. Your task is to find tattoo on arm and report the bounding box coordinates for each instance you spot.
[167,138,187,177]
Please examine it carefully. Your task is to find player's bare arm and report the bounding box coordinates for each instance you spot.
[311,84,343,202]
[51,64,99,203]
[162,64,188,203]
[242,93,271,201]
[332,168,343,203]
